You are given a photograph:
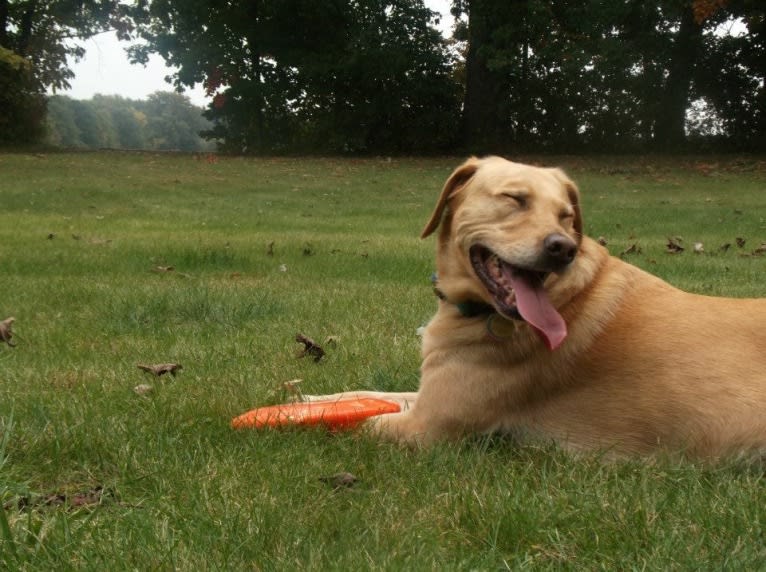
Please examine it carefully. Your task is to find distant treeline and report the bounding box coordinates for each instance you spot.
[45,92,215,152]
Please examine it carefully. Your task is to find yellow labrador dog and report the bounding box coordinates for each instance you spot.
[311,156,766,459]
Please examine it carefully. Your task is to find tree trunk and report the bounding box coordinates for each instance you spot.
[461,0,506,151]
[245,2,265,152]
[0,0,9,49]
[653,3,703,150]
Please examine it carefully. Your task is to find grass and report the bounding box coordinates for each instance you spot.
[0,151,765,570]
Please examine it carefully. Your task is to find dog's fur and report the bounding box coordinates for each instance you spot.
[311,157,766,459]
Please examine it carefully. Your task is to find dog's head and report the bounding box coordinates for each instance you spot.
[422,156,583,350]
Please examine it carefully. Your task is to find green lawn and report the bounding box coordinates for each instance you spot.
[1,151,765,570]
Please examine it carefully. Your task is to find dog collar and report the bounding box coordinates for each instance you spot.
[431,273,496,318]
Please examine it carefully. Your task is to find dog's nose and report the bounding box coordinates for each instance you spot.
[543,233,577,267]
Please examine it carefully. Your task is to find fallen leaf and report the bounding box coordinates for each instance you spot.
[597,236,608,246]
[693,242,704,254]
[736,237,746,248]
[620,243,641,257]
[319,472,358,490]
[267,241,275,256]
[753,243,766,255]
[137,363,183,377]
[151,265,175,273]
[296,334,325,363]
[719,243,732,252]
[666,237,684,254]
[0,317,16,347]
[133,384,153,396]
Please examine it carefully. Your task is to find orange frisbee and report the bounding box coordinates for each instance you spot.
[231,397,401,430]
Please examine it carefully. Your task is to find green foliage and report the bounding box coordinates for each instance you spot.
[458,0,765,153]
[0,0,130,145]
[129,0,461,154]
[141,92,214,151]
[0,49,46,145]
[0,153,765,568]
[45,92,214,151]
[2,0,763,152]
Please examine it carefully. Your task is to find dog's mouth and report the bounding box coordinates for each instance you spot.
[469,245,567,350]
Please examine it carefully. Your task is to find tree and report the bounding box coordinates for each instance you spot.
[650,1,705,149]
[454,0,764,152]
[0,46,46,144]
[692,0,765,149]
[91,94,146,148]
[456,0,516,151]
[0,0,130,145]
[129,0,460,153]
[45,92,213,152]
[46,95,83,147]
[70,98,117,148]
[141,91,213,151]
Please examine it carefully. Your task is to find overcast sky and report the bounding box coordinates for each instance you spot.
[56,0,454,107]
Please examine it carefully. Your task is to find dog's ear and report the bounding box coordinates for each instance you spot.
[421,158,480,239]
[550,168,583,240]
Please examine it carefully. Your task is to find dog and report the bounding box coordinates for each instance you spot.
[310,156,766,459]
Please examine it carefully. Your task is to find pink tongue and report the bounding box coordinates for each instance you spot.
[508,272,567,350]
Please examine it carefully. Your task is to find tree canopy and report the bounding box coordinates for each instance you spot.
[2,0,764,153]
[457,0,764,152]
[46,92,214,151]
[128,0,461,153]
[0,0,131,144]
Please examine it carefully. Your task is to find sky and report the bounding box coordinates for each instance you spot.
[56,1,454,108]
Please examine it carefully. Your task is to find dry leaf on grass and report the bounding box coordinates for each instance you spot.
[0,317,16,347]
[296,334,325,362]
[133,383,153,396]
[137,363,183,377]
[319,472,358,490]
[666,237,684,254]
[620,243,641,257]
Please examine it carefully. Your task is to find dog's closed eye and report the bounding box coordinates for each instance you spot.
[501,192,528,208]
